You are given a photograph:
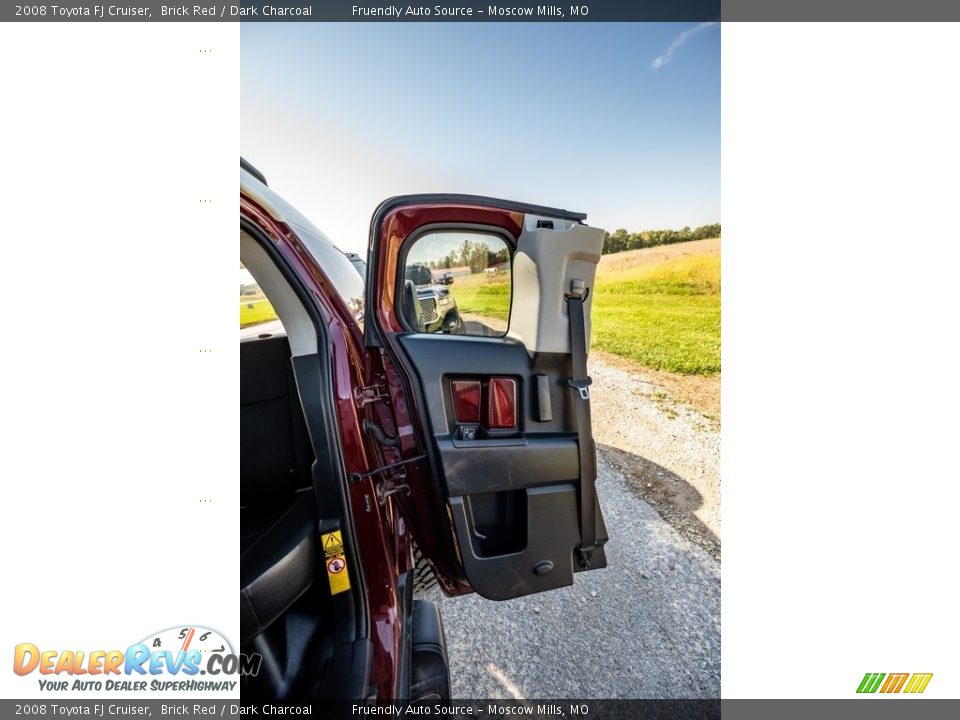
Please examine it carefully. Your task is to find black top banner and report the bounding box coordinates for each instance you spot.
[7,0,960,22]
[7,1,718,21]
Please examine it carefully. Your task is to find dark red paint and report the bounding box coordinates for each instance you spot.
[241,195,524,698]
[242,193,406,698]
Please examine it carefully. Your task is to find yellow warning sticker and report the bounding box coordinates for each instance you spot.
[321,530,351,595]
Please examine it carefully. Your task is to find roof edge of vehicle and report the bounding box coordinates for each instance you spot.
[241,158,338,252]
[241,157,591,277]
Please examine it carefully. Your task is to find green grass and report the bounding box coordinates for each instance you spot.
[450,253,720,375]
[592,254,720,374]
[451,272,511,319]
[240,299,278,328]
[242,250,720,374]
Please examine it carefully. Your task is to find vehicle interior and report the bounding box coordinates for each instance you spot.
[239,226,369,700]
[239,173,455,703]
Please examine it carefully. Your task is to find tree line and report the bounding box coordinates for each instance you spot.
[602,223,721,255]
[427,239,510,273]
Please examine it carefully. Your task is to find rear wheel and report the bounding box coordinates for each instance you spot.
[412,541,439,592]
[443,312,466,335]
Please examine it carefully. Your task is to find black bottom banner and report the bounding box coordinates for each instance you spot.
[5,699,960,720]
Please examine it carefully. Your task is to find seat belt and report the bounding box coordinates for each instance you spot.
[565,278,597,569]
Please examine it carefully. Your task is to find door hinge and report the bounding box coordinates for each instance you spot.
[355,383,388,407]
[377,480,411,505]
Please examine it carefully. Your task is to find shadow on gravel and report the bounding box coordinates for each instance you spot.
[417,456,722,698]
[600,444,720,561]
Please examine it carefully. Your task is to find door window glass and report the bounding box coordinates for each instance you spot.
[401,231,511,337]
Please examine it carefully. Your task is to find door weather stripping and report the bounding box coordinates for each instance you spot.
[566,278,598,569]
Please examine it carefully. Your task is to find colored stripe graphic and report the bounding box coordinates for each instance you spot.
[880,673,909,693]
[857,673,885,693]
[903,673,933,694]
[858,672,933,694]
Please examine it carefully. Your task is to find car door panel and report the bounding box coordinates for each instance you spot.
[367,195,608,601]
[395,332,607,599]
[437,438,580,495]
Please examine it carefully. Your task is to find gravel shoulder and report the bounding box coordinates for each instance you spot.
[419,351,721,698]
[590,352,720,561]
[419,460,720,698]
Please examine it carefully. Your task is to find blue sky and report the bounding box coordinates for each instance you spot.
[242,23,719,253]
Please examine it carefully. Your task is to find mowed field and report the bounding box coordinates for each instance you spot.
[239,296,277,328]
[241,238,720,374]
[454,237,720,375]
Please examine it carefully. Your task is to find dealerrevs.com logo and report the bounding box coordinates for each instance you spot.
[13,626,261,693]
[857,672,933,694]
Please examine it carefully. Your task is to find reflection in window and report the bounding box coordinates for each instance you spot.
[401,232,511,337]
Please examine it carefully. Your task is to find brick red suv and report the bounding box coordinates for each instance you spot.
[239,158,608,701]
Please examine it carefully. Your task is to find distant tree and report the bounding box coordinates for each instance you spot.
[603,228,630,254]
[457,239,473,267]
[601,223,721,255]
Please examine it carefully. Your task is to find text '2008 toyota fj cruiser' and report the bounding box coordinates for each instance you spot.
[239,157,608,702]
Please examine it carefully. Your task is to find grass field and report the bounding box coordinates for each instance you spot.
[593,242,720,374]
[239,299,278,328]
[240,238,720,374]
[450,271,513,319]
[453,238,720,375]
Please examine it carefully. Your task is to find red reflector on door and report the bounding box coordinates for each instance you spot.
[451,380,481,424]
[488,377,518,429]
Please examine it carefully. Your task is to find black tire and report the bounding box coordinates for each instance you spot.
[443,311,466,335]
[412,542,439,592]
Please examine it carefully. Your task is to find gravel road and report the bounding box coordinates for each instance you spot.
[417,355,721,698]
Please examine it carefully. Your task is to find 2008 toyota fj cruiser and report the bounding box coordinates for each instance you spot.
[239,157,608,702]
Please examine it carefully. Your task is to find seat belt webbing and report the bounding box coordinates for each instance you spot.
[565,279,597,569]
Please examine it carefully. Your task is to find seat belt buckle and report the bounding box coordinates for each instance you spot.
[567,376,592,400]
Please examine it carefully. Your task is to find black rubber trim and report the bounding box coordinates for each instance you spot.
[241,156,268,186]
[396,570,414,700]
[241,217,369,650]
[293,354,361,647]
[375,193,587,224]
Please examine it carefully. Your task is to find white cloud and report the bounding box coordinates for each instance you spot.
[652,21,717,71]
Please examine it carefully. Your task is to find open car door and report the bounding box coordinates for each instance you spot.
[366,195,608,600]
